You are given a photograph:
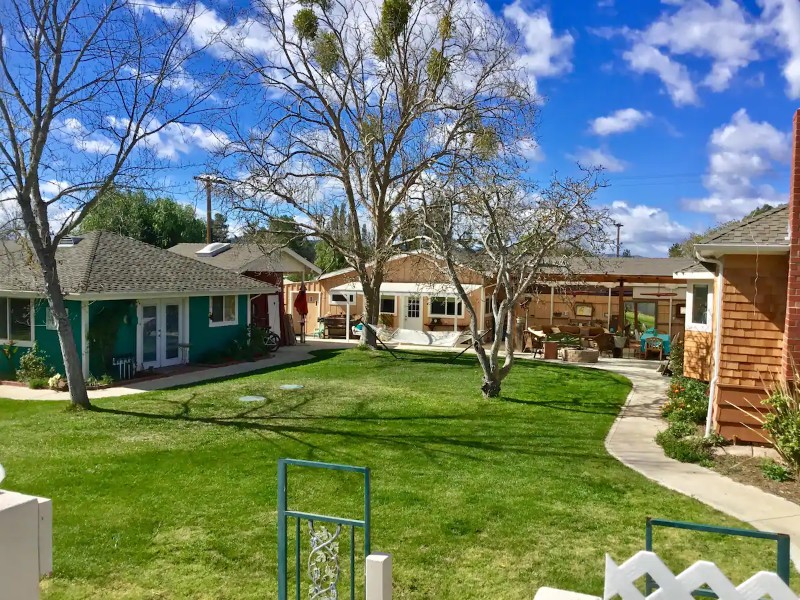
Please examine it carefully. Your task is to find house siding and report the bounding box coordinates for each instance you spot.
[88,300,137,377]
[683,330,713,381]
[714,254,788,443]
[34,299,83,376]
[188,294,248,362]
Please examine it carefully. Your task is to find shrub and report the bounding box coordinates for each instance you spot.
[664,419,697,439]
[761,459,793,482]
[17,343,53,383]
[655,427,714,465]
[761,385,800,474]
[662,375,708,424]
[27,377,48,390]
[668,341,684,377]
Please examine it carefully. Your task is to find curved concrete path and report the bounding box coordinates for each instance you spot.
[593,358,800,569]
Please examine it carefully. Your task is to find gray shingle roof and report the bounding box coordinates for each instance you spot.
[674,261,716,276]
[700,204,789,246]
[554,256,696,278]
[0,231,278,296]
[169,242,319,274]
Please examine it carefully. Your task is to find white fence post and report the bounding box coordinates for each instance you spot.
[0,490,52,600]
[366,553,392,600]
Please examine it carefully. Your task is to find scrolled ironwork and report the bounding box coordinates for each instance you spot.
[307,521,341,600]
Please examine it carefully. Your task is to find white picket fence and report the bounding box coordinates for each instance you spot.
[535,550,798,600]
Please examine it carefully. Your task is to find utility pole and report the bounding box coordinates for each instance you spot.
[615,222,623,257]
[194,175,216,244]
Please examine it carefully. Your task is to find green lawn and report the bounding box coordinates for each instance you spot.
[0,349,786,599]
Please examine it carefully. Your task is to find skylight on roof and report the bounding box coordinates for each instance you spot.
[58,236,82,247]
[196,242,231,257]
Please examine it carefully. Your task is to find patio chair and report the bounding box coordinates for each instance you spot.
[644,336,663,361]
[311,322,325,339]
[591,332,615,357]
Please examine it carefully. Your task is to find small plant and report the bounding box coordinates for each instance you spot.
[17,343,53,383]
[85,374,114,389]
[668,341,684,377]
[664,419,696,439]
[655,422,714,465]
[761,459,793,482]
[48,373,67,391]
[27,377,48,390]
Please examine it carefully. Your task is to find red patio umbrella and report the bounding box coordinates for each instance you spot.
[294,282,308,342]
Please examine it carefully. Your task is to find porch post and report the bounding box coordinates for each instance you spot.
[668,297,673,338]
[618,278,625,333]
[80,301,90,379]
[246,295,252,327]
[607,287,612,329]
[346,300,351,341]
[549,285,554,325]
[453,297,458,332]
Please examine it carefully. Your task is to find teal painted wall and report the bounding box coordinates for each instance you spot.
[188,295,248,362]
[0,299,82,378]
[88,300,137,377]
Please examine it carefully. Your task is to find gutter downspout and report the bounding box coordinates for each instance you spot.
[697,251,724,438]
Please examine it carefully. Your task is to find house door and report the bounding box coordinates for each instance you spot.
[403,296,423,331]
[268,294,281,334]
[139,300,183,369]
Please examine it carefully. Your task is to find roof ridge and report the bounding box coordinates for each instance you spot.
[702,204,788,244]
[78,230,103,294]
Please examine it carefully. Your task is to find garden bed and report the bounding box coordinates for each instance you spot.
[711,454,800,505]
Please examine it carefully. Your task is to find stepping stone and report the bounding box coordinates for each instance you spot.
[239,395,265,402]
[279,384,304,390]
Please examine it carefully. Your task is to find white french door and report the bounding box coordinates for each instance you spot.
[403,296,423,331]
[139,299,183,369]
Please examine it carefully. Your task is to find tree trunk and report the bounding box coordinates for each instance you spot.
[38,250,90,408]
[360,277,382,350]
[481,376,501,398]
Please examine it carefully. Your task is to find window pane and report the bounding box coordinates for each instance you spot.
[0,298,7,339]
[431,298,446,315]
[9,299,31,341]
[210,296,223,322]
[142,305,158,363]
[693,285,709,325]
[380,297,395,313]
[224,296,237,322]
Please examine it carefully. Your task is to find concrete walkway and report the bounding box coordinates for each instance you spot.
[594,358,800,568]
[0,341,349,401]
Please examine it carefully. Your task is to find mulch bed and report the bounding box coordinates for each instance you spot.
[712,454,800,505]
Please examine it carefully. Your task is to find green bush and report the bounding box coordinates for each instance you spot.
[762,386,800,474]
[17,343,53,383]
[662,375,708,424]
[655,427,714,465]
[665,419,697,439]
[761,459,793,482]
[668,341,684,377]
[27,377,48,390]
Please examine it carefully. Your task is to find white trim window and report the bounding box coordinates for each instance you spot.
[330,292,356,306]
[429,296,463,318]
[209,295,238,327]
[379,295,396,315]
[686,282,712,332]
[0,297,34,344]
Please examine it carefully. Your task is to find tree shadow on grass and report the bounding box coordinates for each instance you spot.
[89,400,610,464]
[498,396,620,416]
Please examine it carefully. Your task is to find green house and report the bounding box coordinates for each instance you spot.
[0,231,278,380]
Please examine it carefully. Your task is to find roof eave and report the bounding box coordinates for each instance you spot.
[694,243,790,257]
[65,287,278,301]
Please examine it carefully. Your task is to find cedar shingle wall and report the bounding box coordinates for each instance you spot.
[684,330,712,381]
[717,254,787,388]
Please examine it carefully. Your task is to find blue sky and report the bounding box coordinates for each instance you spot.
[145,0,800,256]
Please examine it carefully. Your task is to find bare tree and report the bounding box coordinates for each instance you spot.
[416,168,610,397]
[215,0,538,347]
[0,0,220,407]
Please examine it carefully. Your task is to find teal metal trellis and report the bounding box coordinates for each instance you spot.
[277,458,371,600]
[645,517,791,598]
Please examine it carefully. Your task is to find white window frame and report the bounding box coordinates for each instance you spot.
[0,297,35,346]
[379,295,396,315]
[429,296,464,318]
[209,295,238,327]
[686,282,712,332]
[329,292,356,306]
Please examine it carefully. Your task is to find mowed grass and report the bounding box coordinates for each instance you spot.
[0,348,788,599]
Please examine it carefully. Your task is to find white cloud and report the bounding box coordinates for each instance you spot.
[501,1,575,78]
[608,201,692,256]
[516,138,545,162]
[589,108,652,136]
[682,109,790,218]
[611,0,766,105]
[759,0,800,98]
[623,43,698,106]
[568,146,627,172]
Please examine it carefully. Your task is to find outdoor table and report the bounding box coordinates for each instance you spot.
[640,333,670,355]
[543,341,559,360]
